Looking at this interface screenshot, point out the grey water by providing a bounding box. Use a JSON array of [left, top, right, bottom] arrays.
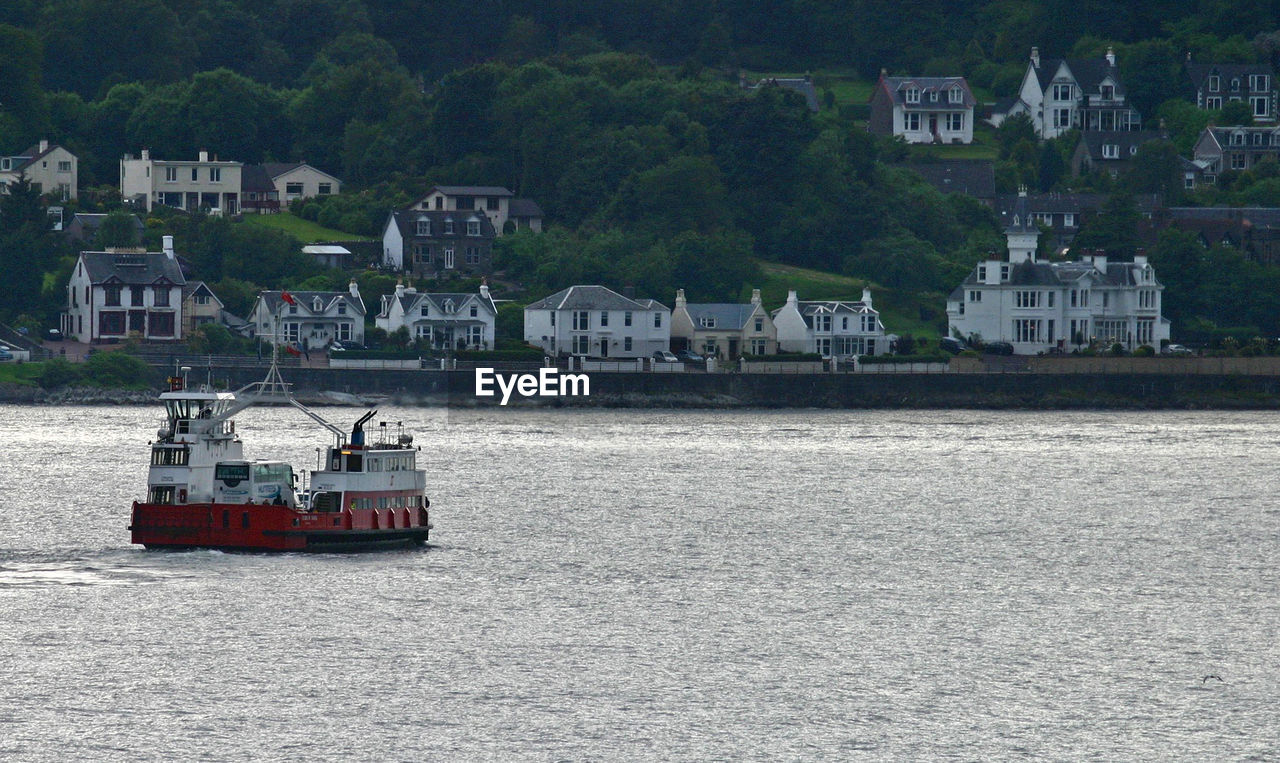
[[0, 404, 1277, 760]]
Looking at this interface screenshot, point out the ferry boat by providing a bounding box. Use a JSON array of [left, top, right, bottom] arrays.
[[129, 365, 431, 552]]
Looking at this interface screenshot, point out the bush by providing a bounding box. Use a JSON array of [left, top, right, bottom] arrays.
[[38, 357, 82, 389], [82, 351, 157, 388], [1133, 345, 1155, 357]]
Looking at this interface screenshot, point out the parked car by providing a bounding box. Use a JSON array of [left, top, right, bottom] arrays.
[[652, 350, 679, 363], [328, 340, 366, 353], [1164, 343, 1193, 356], [939, 337, 967, 354], [982, 342, 1015, 355], [0, 347, 14, 362], [677, 349, 705, 363], [44, 328, 63, 341]]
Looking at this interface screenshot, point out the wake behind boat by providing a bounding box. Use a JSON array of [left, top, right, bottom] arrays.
[[129, 361, 431, 552]]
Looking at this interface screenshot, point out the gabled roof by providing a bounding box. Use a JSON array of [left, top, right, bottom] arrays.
[[79, 250, 186, 286], [1187, 63, 1272, 91], [877, 75, 977, 110], [526, 285, 667, 312], [750, 77, 820, 112], [262, 162, 341, 183], [67, 213, 144, 233], [685, 303, 759, 331], [429, 185, 514, 197], [182, 280, 224, 306], [785, 299, 875, 317], [383, 289, 497, 319], [241, 164, 275, 193], [957, 257, 1156, 288], [1032, 55, 1126, 97]]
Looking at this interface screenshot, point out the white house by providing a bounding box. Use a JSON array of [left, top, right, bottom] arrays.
[[376, 282, 497, 350], [405, 185, 544, 235], [670, 288, 777, 359], [772, 289, 890, 357], [120, 149, 244, 214], [868, 73, 976, 144], [250, 281, 366, 349], [946, 192, 1170, 353], [990, 46, 1141, 138], [63, 236, 187, 343], [0, 140, 78, 200], [524, 285, 670, 358]]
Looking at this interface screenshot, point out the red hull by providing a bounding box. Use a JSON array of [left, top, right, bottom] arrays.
[[130, 502, 431, 552]]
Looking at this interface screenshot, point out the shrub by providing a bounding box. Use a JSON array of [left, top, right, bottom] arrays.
[[82, 351, 156, 388], [38, 357, 82, 389], [1133, 345, 1155, 357]]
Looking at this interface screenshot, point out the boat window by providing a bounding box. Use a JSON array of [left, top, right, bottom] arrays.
[[346, 454, 363, 472], [148, 486, 176, 504], [151, 446, 190, 466], [253, 463, 292, 484], [215, 463, 250, 485]]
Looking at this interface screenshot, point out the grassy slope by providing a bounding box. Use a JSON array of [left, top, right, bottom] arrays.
[[241, 214, 374, 243], [753, 261, 944, 339], [0, 362, 43, 386]]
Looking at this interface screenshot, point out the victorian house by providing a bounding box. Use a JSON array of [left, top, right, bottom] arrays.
[[991, 47, 1142, 138], [771, 289, 889, 358], [947, 192, 1170, 353], [380, 207, 498, 277], [670, 288, 777, 359], [249, 281, 366, 349], [868, 73, 977, 144], [524, 285, 670, 359], [1187, 61, 1276, 122], [375, 282, 497, 350], [63, 236, 186, 343]]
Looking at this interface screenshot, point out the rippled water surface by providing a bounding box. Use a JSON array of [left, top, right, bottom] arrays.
[[1, 404, 1277, 760]]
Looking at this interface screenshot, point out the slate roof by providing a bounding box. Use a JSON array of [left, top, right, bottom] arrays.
[[241, 164, 275, 193], [526, 285, 667, 312], [750, 77, 821, 112], [685, 303, 758, 331], [956, 257, 1154, 289], [793, 299, 874, 316], [79, 250, 186, 286], [908, 160, 995, 200], [381, 289, 497, 319], [995, 192, 1162, 221], [431, 185, 514, 197], [1004, 192, 1038, 234], [878, 76, 977, 110], [67, 213, 144, 234], [1033, 57, 1126, 97], [387, 208, 498, 240], [1079, 129, 1164, 160], [258, 290, 365, 316], [508, 198, 544, 217], [181, 280, 221, 303], [1187, 63, 1272, 91]]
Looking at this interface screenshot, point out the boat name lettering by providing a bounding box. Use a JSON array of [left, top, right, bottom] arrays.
[[474, 367, 590, 405]]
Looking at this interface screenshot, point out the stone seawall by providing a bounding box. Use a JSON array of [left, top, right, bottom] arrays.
[[166, 366, 1280, 409]]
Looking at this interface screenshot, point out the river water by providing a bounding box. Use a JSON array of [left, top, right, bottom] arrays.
[[0, 404, 1276, 760]]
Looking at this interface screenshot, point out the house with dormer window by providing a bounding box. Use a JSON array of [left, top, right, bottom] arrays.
[[1193, 126, 1280, 180], [524, 285, 670, 358], [869, 73, 976, 144], [990, 47, 1142, 138], [1071, 130, 1165, 176], [249, 281, 365, 349], [63, 235, 186, 343], [0, 140, 78, 200], [670, 288, 777, 359], [380, 207, 497, 277], [946, 191, 1169, 353], [375, 282, 497, 350], [1187, 62, 1276, 121], [771, 289, 889, 358]]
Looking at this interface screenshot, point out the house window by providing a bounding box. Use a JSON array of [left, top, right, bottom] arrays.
[[416, 220, 430, 236], [573, 311, 589, 330], [1054, 109, 1071, 128], [754, 318, 763, 332], [286, 183, 303, 196], [929, 90, 938, 103], [487, 197, 500, 210], [600, 311, 609, 327], [862, 315, 876, 332], [465, 247, 480, 264], [1231, 78, 1241, 92], [968, 290, 982, 302], [1250, 74, 1270, 92], [751, 339, 767, 355], [1137, 319, 1154, 345], [58, 160, 71, 172], [130, 287, 144, 307], [624, 337, 632, 352], [338, 323, 352, 341], [550, 312, 555, 327], [1207, 96, 1222, 110], [624, 311, 632, 327], [1052, 84, 1072, 101], [977, 265, 987, 280], [949, 87, 962, 104], [210, 167, 221, 182], [1013, 318, 1040, 343], [1000, 264, 1010, 281], [841, 316, 849, 330], [165, 167, 177, 182], [337, 302, 346, 315], [154, 287, 169, 307], [470, 304, 478, 317], [946, 113, 963, 131], [904, 113, 921, 131], [318, 183, 332, 195], [1101, 85, 1114, 100], [653, 312, 662, 328], [815, 314, 831, 332], [1208, 75, 1220, 92], [572, 334, 590, 354], [1064, 213, 1076, 227], [444, 248, 455, 268], [1102, 144, 1120, 159], [905, 88, 920, 104], [467, 220, 480, 236], [444, 219, 454, 235], [1253, 97, 1269, 117], [194, 294, 209, 305], [1015, 290, 1041, 308], [191, 167, 198, 181], [284, 322, 300, 341], [699, 316, 715, 328], [105, 285, 122, 306], [1232, 153, 1246, 170]]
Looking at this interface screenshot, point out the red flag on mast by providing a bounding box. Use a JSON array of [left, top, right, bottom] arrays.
[[281, 290, 296, 305]]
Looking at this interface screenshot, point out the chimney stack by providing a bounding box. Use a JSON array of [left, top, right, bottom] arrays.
[[480, 282, 491, 301], [199, 150, 209, 163], [162, 235, 175, 259], [750, 288, 761, 306], [1105, 47, 1116, 67], [141, 149, 150, 161], [39, 139, 48, 153], [349, 279, 360, 298], [862, 288, 873, 307], [395, 279, 405, 298], [1030, 47, 1040, 68]]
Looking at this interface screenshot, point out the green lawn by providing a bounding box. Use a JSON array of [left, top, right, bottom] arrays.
[[0, 361, 44, 386], [753, 261, 945, 340], [241, 214, 374, 243]]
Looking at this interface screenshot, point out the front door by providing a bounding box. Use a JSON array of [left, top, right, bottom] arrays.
[[728, 339, 739, 359], [128, 310, 146, 333], [599, 338, 608, 357]]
